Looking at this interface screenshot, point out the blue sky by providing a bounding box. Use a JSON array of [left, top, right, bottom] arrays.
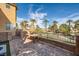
[[16, 3, 79, 28]]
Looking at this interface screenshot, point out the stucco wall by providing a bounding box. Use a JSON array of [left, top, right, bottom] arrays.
[[0, 3, 16, 27]]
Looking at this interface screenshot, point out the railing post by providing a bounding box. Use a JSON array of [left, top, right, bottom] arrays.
[[75, 36, 79, 55], [21, 30, 23, 40]]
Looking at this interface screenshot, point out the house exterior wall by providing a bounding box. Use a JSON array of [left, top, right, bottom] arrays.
[[0, 3, 16, 30], [0, 3, 16, 42]]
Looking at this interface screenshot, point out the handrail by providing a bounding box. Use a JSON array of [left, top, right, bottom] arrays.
[[37, 32, 76, 45]]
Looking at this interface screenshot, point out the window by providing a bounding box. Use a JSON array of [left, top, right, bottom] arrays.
[[5, 23, 15, 30], [6, 4, 10, 9], [5, 22, 11, 30]]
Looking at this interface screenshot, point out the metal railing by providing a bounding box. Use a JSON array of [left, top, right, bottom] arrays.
[[37, 32, 76, 45]]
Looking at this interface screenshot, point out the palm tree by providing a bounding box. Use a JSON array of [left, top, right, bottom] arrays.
[[30, 19, 36, 29], [67, 19, 73, 34], [35, 25, 41, 33], [30, 19, 36, 33], [74, 20, 79, 33], [51, 20, 58, 33], [20, 20, 28, 30], [43, 19, 49, 32], [53, 21, 58, 24], [48, 24, 52, 31], [59, 24, 70, 35]]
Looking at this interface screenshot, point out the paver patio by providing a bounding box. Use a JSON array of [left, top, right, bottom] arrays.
[[9, 36, 73, 56]]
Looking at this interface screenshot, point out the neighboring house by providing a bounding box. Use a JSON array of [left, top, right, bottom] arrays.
[[0, 3, 16, 31]]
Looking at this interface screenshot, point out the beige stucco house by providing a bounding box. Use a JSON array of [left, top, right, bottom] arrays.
[[0, 3, 16, 31], [0, 3, 17, 42]]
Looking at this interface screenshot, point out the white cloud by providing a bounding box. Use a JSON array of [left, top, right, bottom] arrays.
[[17, 17, 26, 23], [37, 19, 44, 28], [28, 4, 33, 15], [71, 16, 79, 20], [65, 13, 79, 22], [30, 13, 47, 19], [54, 13, 79, 25], [17, 5, 48, 28], [17, 17, 29, 23], [16, 17, 25, 29], [35, 7, 43, 13], [29, 7, 47, 28], [17, 17, 29, 29], [29, 12, 47, 28], [67, 13, 79, 18]]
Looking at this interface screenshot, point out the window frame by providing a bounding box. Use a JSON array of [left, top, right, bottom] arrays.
[[6, 4, 10, 9]]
